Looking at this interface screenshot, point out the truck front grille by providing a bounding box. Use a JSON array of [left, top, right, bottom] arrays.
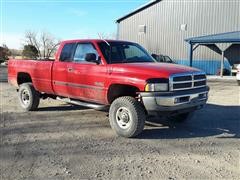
[[170, 72, 207, 91]]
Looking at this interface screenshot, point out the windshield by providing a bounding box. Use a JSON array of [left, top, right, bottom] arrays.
[[98, 42, 156, 64]]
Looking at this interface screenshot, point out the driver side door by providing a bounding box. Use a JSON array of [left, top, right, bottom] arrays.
[[68, 42, 107, 103]]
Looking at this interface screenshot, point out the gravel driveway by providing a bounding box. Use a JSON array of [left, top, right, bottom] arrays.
[[0, 66, 239, 179]]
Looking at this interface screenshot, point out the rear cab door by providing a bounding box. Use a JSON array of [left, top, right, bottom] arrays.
[[52, 42, 77, 97]]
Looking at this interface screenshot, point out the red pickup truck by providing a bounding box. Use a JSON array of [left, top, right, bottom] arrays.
[[8, 39, 209, 137]]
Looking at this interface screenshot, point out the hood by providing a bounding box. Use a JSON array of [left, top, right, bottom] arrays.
[[111, 62, 202, 79]]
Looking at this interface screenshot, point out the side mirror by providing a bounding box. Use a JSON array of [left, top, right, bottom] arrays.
[[85, 53, 99, 64]]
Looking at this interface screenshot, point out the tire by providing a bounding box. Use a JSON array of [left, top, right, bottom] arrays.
[[168, 112, 194, 123], [237, 80, 240, 86], [109, 96, 146, 138], [18, 83, 40, 111]]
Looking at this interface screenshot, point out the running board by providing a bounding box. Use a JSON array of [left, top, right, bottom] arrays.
[[56, 97, 107, 110]]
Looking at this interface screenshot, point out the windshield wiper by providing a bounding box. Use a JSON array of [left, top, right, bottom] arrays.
[[121, 59, 129, 63]]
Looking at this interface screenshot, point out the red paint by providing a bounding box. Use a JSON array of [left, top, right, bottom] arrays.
[[8, 39, 201, 105]]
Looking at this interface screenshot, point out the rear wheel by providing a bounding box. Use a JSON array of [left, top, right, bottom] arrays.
[[109, 96, 146, 138], [168, 112, 194, 123], [18, 83, 40, 111]]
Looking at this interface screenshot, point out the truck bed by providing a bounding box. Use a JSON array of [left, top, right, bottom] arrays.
[[8, 59, 54, 94]]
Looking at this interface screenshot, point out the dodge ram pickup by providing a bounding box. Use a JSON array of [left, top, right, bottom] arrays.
[[8, 39, 209, 137]]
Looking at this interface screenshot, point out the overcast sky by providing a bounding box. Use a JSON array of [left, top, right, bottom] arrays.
[[1, 0, 148, 49]]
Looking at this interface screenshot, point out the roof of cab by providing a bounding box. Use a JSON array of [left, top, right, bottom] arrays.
[[60, 39, 134, 44]]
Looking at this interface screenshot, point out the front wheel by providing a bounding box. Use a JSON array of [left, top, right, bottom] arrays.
[[18, 83, 40, 111], [109, 96, 146, 138]]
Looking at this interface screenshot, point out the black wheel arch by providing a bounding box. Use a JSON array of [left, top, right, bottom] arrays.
[[107, 84, 140, 104], [17, 72, 32, 85]]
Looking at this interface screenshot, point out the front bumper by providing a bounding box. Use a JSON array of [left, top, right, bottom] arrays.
[[140, 86, 209, 115]]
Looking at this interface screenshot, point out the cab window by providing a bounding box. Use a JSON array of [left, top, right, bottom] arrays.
[[73, 43, 98, 62], [59, 43, 75, 62]]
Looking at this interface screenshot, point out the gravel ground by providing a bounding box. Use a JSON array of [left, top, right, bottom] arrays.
[[0, 66, 240, 179]]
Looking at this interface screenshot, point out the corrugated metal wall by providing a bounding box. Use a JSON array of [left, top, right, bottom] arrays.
[[117, 0, 240, 74]]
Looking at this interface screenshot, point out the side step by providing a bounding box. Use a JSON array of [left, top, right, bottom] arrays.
[[56, 97, 108, 110]]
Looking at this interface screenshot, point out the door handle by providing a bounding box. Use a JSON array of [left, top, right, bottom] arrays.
[[68, 68, 74, 72]]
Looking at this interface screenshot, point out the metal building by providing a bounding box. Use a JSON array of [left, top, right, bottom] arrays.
[[116, 0, 240, 75]]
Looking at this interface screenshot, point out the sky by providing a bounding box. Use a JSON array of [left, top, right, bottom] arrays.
[[1, 0, 149, 49]]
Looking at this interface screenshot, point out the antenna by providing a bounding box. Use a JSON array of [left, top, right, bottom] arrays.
[[97, 33, 112, 64], [98, 33, 110, 46]]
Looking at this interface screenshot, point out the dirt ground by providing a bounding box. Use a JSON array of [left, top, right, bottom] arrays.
[[0, 66, 239, 180]]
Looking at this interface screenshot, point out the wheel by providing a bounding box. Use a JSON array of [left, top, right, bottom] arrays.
[[109, 96, 146, 138], [237, 80, 240, 86], [18, 83, 40, 111], [168, 112, 194, 123]]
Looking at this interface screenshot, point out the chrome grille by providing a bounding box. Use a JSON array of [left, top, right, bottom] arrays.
[[170, 72, 207, 91]]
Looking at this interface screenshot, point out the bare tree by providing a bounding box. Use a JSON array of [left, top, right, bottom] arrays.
[[10, 49, 22, 56], [24, 31, 60, 59], [25, 31, 41, 57]]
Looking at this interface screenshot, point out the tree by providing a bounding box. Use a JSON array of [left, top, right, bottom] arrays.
[[22, 45, 39, 59], [9, 49, 22, 57], [0, 44, 11, 63], [24, 31, 60, 59]]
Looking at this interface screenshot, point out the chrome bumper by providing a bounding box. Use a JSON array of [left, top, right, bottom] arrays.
[[140, 87, 209, 114]]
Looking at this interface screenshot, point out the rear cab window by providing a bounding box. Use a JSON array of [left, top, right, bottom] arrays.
[[59, 43, 76, 62]]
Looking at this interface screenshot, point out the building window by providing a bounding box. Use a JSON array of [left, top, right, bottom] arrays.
[[180, 24, 187, 31], [138, 25, 146, 34]]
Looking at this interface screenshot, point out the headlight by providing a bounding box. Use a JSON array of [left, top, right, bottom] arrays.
[[145, 83, 169, 92]]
